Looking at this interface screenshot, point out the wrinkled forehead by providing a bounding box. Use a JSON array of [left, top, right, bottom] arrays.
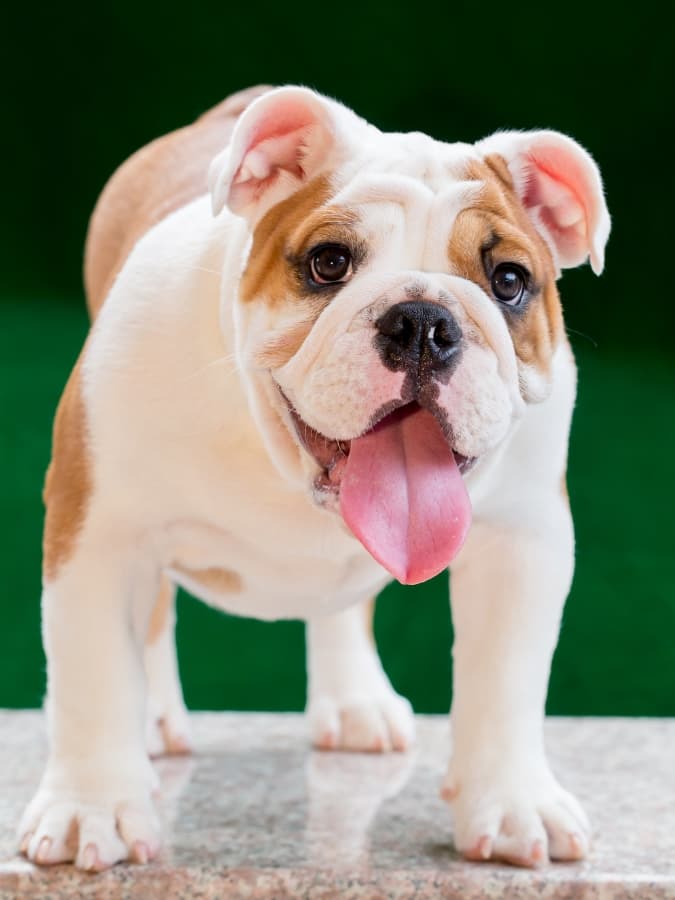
[[240, 130, 553, 314], [333, 131, 484, 214], [342, 130, 480, 183], [317, 133, 515, 275], [240, 134, 500, 306]]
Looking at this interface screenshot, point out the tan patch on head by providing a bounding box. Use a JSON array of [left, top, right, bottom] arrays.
[[449, 157, 563, 384], [483, 153, 515, 190], [240, 174, 332, 305], [240, 174, 360, 305], [43, 358, 91, 582], [240, 174, 361, 368], [173, 564, 243, 596]]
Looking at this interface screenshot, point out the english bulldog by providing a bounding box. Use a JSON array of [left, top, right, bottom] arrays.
[[19, 84, 610, 871]]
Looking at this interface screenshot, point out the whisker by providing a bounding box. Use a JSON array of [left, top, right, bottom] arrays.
[[174, 264, 222, 277], [177, 353, 240, 383], [565, 326, 598, 349]]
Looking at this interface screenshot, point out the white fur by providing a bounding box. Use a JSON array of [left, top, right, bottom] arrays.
[[306, 605, 415, 753], [21, 87, 609, 870]]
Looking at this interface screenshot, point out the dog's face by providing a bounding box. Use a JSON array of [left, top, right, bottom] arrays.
[[209, 88, 610, 584]]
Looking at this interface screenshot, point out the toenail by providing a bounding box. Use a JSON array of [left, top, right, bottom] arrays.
[[531, 839, 546, 863], [478, 835, 492, 860], [82, 843, 99, 871], [570, 832, 584, 857], [36, 836, 52, 863], [440, 782, 459, 802], [132, 841, 149, 864], [19, 832, 33, 855]]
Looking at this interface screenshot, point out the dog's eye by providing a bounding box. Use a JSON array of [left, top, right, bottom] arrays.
[[491, 263, 528, 306], [309, 245, 353, 285]]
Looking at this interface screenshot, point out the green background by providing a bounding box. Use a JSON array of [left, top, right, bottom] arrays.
[[2, 2, 674, 715]]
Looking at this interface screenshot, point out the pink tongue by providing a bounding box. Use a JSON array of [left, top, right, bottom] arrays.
[[340, 406, 472, 585]]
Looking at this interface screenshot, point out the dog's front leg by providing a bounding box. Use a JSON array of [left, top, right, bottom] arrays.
[[306, 602, 415, 752], [445, 495, 590, 866], [19, 534, 160, 871]]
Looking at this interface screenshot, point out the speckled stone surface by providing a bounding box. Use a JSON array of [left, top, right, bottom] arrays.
[[1, 712, 674, 898]]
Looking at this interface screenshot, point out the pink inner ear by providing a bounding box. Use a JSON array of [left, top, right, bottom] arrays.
[[234, 100, 319, 188], [524, 149, 587, 223], [247, 100, 316, 152], [210, 87, 346, 219], [216, 91, 333, 218], [521, 146, 597, 268]]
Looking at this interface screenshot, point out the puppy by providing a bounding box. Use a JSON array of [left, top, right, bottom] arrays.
[[19, 85, 609, 870]]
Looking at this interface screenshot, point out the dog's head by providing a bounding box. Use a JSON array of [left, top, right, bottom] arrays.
[[209, 87, 610, 585]]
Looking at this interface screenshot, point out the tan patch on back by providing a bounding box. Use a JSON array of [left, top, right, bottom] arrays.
[[449, 157, 563, 381], [84, 85, 272, 319], [43, 358, 91, 582], [173, 564, 243, 596]]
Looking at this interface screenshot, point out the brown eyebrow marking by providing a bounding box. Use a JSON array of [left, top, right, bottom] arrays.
[[240, 175, 334, 305], [450, 157, 563, 386], [240, 174, 363, 369], [287, 208, 360, 258], [240, 174, 363, 306]]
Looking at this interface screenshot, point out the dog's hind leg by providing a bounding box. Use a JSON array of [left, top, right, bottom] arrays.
[[144, 575, 192, 757], [306, 601, 415, 752], [20, 526, 161, 869]]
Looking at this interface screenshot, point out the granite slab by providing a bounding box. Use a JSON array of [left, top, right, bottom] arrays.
[[0, 712, 674, 898]]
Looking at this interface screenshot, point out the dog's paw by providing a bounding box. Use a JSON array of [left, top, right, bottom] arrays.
[[307, 691, 415, 752], [145, 700, 192, 758], [18, 768, 160, 870], [442, 760, 590, 867]]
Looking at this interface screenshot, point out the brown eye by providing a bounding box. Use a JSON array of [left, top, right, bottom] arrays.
[[309, 245, 353, 285], [491, 263, 527, 306]]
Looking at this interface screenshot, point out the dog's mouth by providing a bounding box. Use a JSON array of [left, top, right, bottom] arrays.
[[287, 401, 476, 489], [284, 397, 475, 585]]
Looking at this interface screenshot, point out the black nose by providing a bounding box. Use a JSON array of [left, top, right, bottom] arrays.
[[376, 301, 463, 373]]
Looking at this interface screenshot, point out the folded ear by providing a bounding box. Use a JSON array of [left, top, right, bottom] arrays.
[[209, 86, 358, 222], [476, 130, 610, 274]]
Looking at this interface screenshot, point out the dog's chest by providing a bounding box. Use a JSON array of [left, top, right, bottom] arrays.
[[162, 509, 389, 620]]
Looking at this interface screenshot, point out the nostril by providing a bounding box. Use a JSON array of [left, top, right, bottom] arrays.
[[385, 315, 405, 337], [433, 317, 462, 349], [378, 310, 415, 347]]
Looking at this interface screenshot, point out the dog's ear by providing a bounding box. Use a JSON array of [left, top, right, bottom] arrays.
[[476, 130, 610, 274], [209, 86, 359, 222]]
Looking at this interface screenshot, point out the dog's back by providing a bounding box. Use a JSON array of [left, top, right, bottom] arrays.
[[83, 85, 270, 319]]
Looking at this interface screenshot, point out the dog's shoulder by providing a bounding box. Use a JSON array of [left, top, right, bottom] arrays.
[[83, 85, 271, 319]]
